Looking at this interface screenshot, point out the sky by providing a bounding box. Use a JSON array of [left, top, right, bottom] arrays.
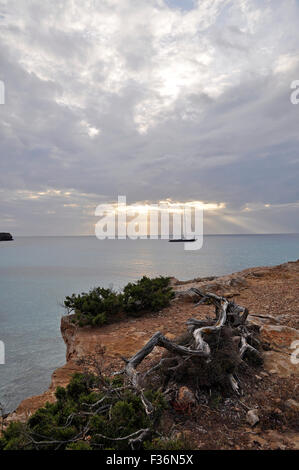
[[0, 0, 299, 235]]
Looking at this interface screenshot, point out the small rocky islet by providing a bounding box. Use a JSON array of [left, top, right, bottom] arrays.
[[0, 233, 13, 241]]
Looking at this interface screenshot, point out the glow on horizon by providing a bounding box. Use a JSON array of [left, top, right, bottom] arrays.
[[113, 200, 226, 214]]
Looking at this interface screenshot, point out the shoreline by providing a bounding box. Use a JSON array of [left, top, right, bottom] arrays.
[[3, 260, 299, 448]]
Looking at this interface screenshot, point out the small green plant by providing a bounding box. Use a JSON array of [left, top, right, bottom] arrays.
[[123, 276, 175, 315], [66, 441, 92, 450], [64, 287, 123, 326], [64, 276, 174, 327], [0, 373, 167, 451]]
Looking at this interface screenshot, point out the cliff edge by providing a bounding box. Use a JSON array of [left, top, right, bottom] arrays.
[[5, 260, 299, 449]]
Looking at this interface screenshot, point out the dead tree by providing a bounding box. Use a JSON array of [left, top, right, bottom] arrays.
[[121, 288, 262, 398]]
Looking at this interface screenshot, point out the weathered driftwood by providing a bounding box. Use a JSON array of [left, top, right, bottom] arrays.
[[122, 288, 261, 396]]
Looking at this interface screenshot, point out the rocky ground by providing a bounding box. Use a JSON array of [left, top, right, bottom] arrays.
[[3, 260, 299, 449]]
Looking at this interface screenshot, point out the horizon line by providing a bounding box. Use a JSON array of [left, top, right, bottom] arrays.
[[9, 232, 299, 237]]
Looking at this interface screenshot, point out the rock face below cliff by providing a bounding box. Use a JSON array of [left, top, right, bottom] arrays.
[[5, 259, 299, 449], [0, 232, 13, 241]]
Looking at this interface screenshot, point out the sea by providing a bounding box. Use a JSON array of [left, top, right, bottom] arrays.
[[0, 234, 298, 412]]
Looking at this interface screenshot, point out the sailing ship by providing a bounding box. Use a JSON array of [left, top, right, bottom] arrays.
[[169, 238, 196, 242], [169, 208, 197, 243]]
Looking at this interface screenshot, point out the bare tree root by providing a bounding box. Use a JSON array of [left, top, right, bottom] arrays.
[[121, 289, 262, 399]]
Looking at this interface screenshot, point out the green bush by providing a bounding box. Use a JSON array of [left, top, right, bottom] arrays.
[[66, 441, 92, 450], [0, 373, 167, 451], [0, 422, 28, 450], [123, 276, 175, 315], [64, 287, 122, 327], [64, 276, 174, 326]]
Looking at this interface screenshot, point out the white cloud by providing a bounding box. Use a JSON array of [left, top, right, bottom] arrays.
[[80, 120, 100, 138], [0, 0, 299, 234], [274, 54, 299, 75]]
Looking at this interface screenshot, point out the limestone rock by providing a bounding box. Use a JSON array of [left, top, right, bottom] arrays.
[[174, 290, 199, 303], [260, 324, 299, 350], [246, 409, 259, 427], [260, 324, 299, 378]]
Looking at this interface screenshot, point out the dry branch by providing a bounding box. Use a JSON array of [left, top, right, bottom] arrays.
[[122, 289, 262, 397]]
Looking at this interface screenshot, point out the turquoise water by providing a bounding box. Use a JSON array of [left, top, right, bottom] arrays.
[[0, 234, 298, 411]]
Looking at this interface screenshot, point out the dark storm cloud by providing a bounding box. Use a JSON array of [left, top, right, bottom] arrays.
[[0, 0, 298, 234]]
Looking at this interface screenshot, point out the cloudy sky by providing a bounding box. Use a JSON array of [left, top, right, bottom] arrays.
[[0, 0, 299, 235]]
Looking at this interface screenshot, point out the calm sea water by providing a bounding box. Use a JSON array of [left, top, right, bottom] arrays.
[[0, 234, 298, 412]]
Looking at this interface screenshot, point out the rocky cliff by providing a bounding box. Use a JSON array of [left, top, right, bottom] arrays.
[[0, 232, 13, 241], [5, 260, 299, 449]]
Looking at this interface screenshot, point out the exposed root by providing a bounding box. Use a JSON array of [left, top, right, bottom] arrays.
[[121, 289, 262, 401]]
